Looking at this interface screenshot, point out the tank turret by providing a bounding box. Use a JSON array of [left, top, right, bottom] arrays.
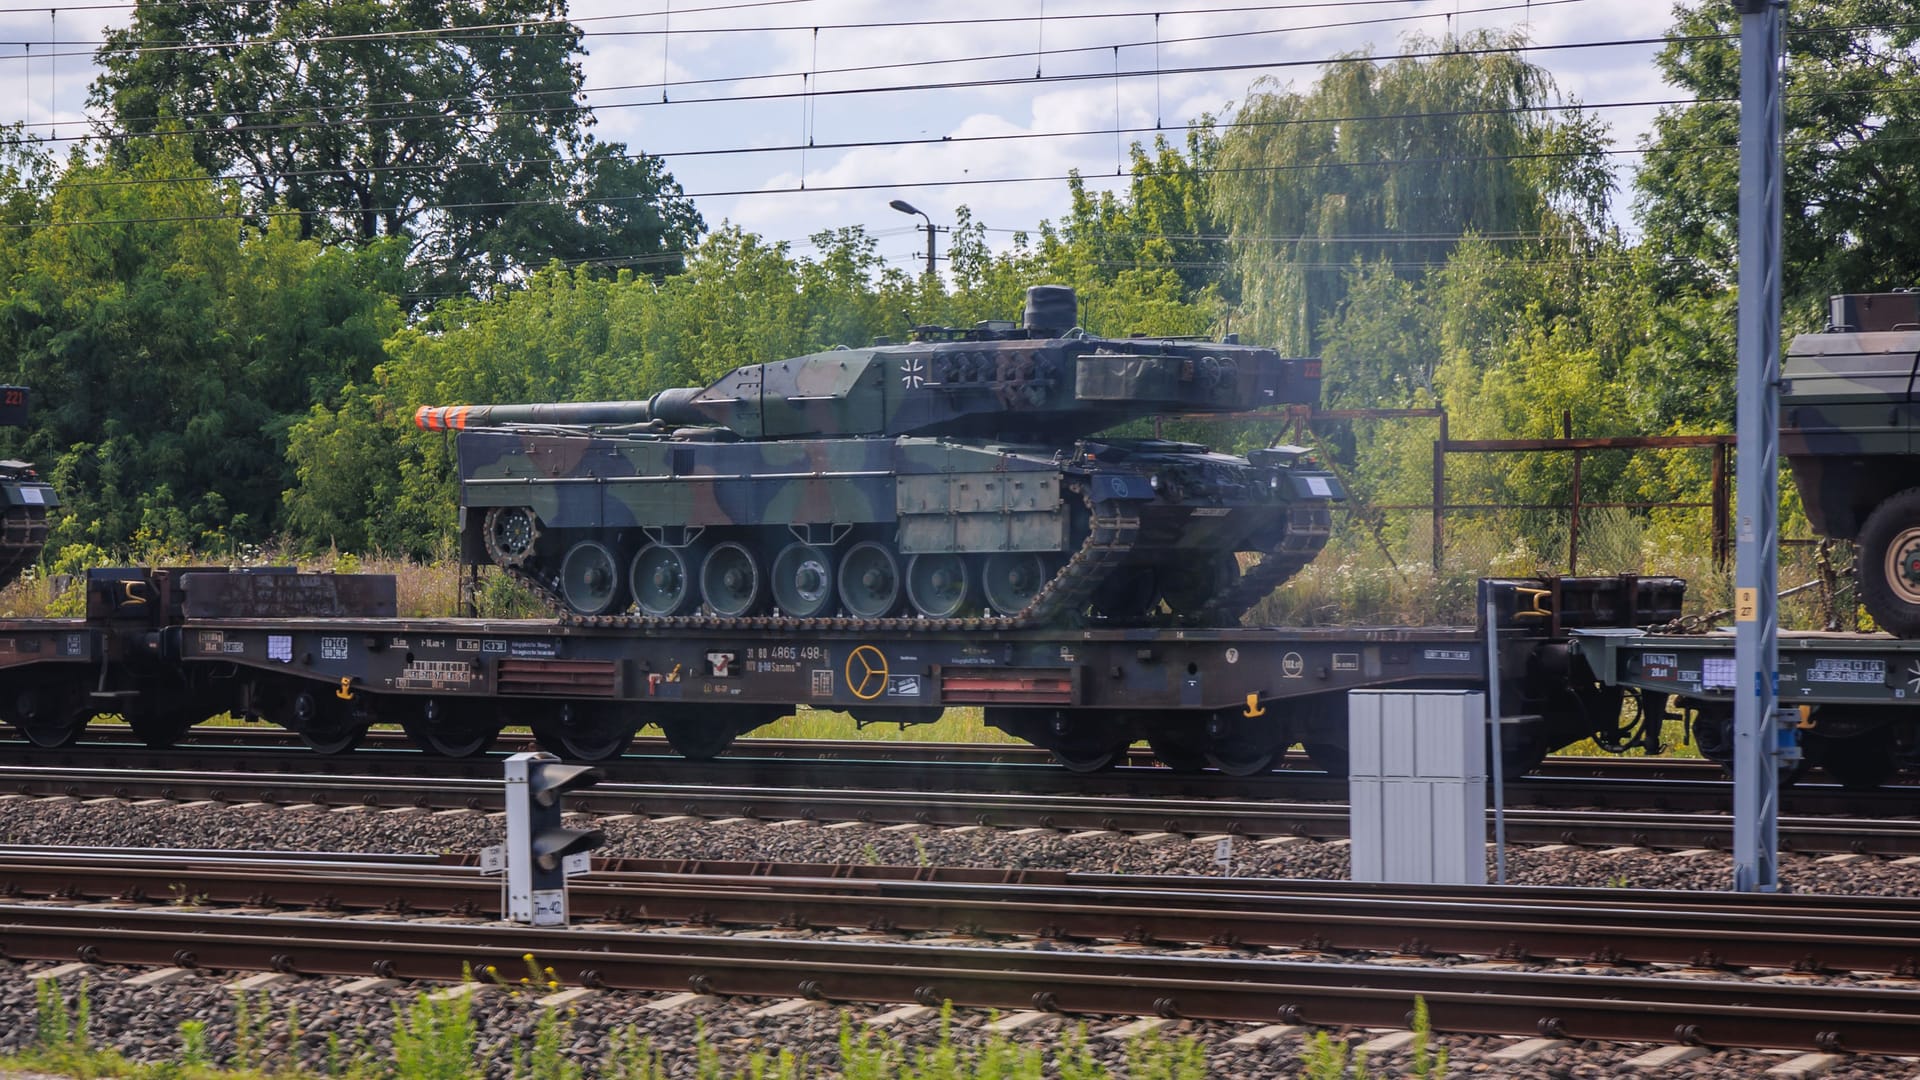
[[423, 286, 1342, 627], [418, 286, 1316, 442]]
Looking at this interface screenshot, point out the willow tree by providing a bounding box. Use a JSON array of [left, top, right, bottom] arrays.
[[1211, 30, 1611, 361]]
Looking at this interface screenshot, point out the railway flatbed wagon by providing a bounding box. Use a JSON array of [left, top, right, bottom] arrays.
[[1571, 629, 1920, 789], [0, 567, 1680, 776]]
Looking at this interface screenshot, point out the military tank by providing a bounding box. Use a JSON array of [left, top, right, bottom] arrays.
[[417, 285, 1342, 627], [0, 386, 53, 590], [1783, 291, 1920, 635]]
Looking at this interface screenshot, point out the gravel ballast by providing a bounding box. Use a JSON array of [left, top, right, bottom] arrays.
[[0, 795, 1917, 1077]]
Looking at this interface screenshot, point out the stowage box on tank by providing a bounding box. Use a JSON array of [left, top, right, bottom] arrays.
[[1782, 292, 1920, 635], [417, 285, 1343, 626]]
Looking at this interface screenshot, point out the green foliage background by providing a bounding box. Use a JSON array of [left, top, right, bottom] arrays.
[[0, 2, 1893, 584]]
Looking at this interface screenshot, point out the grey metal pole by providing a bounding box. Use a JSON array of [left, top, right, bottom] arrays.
[[1485, 596, 1506, 885], [1732, 0, 1787, 893]]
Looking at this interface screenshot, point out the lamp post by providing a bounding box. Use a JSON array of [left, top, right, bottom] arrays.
[[889, 199, 946, 280]]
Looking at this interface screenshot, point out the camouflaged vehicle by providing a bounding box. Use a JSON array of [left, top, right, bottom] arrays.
[[1783, 291, 1920, 635], [416, 285, 1342, 627], [0, 386, 54, 590]]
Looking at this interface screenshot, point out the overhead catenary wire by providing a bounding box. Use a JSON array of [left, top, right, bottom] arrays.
[[0, 0, 1587, 138], [0, 137, 1752, 233], [0, 8, 1904, 248]]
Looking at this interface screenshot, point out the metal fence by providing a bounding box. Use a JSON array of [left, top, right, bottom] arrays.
[[1172, 406, 1856, 629]]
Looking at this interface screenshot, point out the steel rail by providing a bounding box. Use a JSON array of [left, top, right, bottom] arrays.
[[5, 735, 1905, 818], [0, 904, 1913, 1053], [1, 765, 1917, 854], [4, 850, 1920, 977]]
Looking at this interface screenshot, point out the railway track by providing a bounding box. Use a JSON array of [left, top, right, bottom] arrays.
[[6, 846, 1920, 976], [2, 765, 1918, 855], [0, 847, 1914, 1053], [6, 727, 1911, 817]]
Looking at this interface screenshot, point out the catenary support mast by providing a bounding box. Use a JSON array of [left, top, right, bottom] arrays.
[[1732, 0, 1788, 893]]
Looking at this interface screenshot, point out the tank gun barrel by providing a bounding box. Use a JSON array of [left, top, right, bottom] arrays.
[[415, 389, 706, 431]]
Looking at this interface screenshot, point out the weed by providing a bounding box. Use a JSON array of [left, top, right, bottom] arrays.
[[390, 989, 480, 1080]]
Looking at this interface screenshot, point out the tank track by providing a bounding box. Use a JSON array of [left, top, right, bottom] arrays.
[[0, 504, 47, 591], [1195, 503, 1334, 625], [500, 490, 1335, 632]]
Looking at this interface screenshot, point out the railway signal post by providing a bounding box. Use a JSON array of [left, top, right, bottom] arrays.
[[502, 752, 606, 925]]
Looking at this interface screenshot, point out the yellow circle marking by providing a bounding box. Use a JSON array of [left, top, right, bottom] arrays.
[[845, 644, 891, 701]]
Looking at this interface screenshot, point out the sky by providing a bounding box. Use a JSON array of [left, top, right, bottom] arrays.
[[0, 0, 1684, 274]]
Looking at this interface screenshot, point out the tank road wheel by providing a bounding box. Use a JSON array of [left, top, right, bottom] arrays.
[[401, 698, 498, 758], [631, 544, 697, 617], [531, 704, 635, 762], [1161, 554, 1237, 619], [701, 542, 765, 617], [559, 540, 623, 616], [981, 552, 1048, 616], [838, 541, 902, 619], [771, 543, 835, 618], [906, 553, 972, 618], [484, 506, 541, 568], [1858, 488, 1920, 636]]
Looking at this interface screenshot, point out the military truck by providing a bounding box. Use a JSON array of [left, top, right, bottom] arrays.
[[418, 285, 1342, 627], [1782, 291, 1920, 635], [0, 386, 54, 590]]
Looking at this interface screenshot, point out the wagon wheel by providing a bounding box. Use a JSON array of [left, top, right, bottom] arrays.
[[282, 688, 366, 756], [531, 704, 636, 762], [126, 706, 200, 750], [3, 682, 87, 748], [401, 698, 498, 758], [1050, 739, 1126, 773], [659, 718, 735, 761]]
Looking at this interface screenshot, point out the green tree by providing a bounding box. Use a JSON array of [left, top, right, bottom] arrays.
[[1635, 0, 1920, 311], [1212, 29, 1612, 354], [0, 137, 401, 553], [1038, 126, 1228, 303], [89, 0, 703, 296]]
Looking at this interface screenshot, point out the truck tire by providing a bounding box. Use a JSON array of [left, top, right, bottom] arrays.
[[1857, 488, 1920, 637]]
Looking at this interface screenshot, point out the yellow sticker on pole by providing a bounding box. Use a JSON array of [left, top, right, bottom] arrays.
[[1735, 587, 1758, 622]]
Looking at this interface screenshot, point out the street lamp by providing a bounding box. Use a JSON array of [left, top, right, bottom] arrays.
[[889, 199, 946, 280]]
